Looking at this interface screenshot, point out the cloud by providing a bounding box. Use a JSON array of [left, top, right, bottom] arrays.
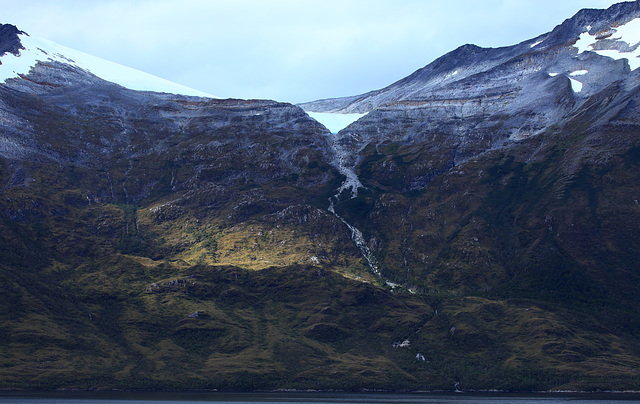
[[0, 0, 623, 103]]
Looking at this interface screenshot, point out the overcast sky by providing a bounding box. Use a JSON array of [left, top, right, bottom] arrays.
[[1, 0, 624, 103]]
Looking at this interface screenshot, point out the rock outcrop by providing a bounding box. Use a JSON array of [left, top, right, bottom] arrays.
[[0, 24, 24, 58]]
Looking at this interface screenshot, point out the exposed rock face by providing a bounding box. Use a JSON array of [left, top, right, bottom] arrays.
[[0, 24, 24, 58], [301, 2, 640, 115]]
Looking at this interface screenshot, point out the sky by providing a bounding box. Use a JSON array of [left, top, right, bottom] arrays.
[[0, 0, 625, 104]]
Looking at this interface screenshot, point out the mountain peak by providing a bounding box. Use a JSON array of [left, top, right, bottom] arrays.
[[0, 23, 25, 58], [545, 0, 640, 45], [0, 24, 215, 98], [300, 1, 640, 124]]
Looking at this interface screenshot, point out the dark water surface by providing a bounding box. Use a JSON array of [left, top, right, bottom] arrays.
[[1, 391, 640, 403]]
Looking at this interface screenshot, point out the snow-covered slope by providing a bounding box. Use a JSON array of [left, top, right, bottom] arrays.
[[0, 31, 215, 98], [574, 17, 640, 70]]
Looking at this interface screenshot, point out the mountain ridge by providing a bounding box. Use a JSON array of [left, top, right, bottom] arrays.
[[0, 27, 214, 97], [299, 1, 640, 119]]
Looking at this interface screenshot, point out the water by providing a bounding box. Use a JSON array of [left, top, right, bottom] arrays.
[[326, 131, 383, 280], [1, 392, 640, 404]]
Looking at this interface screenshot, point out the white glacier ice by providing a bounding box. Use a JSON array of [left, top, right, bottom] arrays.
[[306, 111, 367, 133]]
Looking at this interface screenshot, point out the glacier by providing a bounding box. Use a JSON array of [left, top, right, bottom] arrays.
[[305, 111, 367, 134]]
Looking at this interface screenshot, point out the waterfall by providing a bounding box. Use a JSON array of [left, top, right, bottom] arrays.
[[326, 132, 393, 284]]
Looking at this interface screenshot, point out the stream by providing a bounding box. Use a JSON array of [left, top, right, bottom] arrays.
[[326, 133, 396, 286]]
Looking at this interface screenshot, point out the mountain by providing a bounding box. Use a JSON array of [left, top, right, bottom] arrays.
[[2, 1, 640, 392], [0, 25, 213, 97], [300, 1, 640, 139]]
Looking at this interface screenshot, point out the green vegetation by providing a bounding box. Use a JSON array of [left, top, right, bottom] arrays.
[[1, 85, 640, 391]]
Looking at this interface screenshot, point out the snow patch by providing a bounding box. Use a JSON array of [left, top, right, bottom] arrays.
[[570, 70, 588, 76], [593, 48, 640, 70], [575, 31, 597, 54], [569, 77, 583, 92], [306, 111, 367, 133], [530, 39, 543, 48], [614, 17, 640, 45], [548, 72, 559, 77], [0, 34, 215, 97], [574, 18, 640, 70]]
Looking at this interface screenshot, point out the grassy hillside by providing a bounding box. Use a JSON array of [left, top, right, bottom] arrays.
[[1, 78, 640, 391]]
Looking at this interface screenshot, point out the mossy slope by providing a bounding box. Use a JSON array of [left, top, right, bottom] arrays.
[[1, 67, 640, 391]]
